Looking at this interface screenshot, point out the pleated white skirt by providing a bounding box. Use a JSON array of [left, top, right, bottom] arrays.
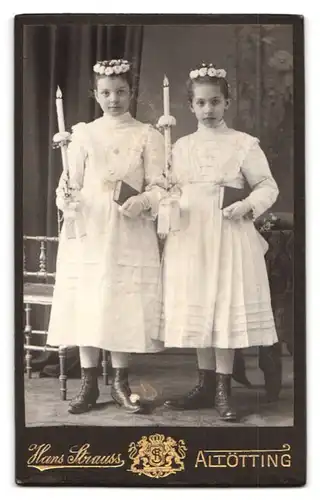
[[157, 184, 278, 349]]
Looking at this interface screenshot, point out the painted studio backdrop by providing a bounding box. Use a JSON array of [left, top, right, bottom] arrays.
[[137, 24, 293, 213]]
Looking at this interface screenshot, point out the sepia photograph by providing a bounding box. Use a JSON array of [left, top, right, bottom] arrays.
[[21, 20, 295, 429]]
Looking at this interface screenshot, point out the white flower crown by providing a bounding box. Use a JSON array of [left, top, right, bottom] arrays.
[[189, 64, 227, 80], [93, 59, 131, 76]]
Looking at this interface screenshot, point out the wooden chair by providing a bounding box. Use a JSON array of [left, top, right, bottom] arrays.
[[23, 235, 68, 400], [23, 234, 111, 400]]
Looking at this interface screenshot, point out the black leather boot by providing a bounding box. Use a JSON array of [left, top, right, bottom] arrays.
[[259, 343, 282, 402], [215, 373, 238, 421], [232, 350, 252, 388], [68, 367, 99, 414], [164, 369, 216, 410], [111, 368, 143, 414]]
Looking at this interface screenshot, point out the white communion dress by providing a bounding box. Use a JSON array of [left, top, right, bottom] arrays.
[[47, 112, 165, 353], [158, 121, 279, 349]]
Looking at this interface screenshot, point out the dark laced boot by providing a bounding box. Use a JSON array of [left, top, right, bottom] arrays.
[[68, 367, 99, 414], [111, 368, 143, 414], [215, 373, 238, 421], [164, 369, 216, 410], [232, 350, 252, 388], [259, 343, 282, 402]]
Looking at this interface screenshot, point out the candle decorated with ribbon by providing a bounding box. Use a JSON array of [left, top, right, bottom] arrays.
[[55, 86, 70, 180], [163, 75, 171, 186], [157, 75, 180, 237], [55, 87, 86, 239]]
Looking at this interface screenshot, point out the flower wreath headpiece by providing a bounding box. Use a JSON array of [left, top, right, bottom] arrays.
[[189, 63, 227, 80], [93, 59, 131, 76]]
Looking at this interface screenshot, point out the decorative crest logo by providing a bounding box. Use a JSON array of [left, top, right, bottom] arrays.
[[128, 433, 187, 479]]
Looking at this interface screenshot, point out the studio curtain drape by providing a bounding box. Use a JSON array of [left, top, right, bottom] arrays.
[[23, 24, 144, 238]]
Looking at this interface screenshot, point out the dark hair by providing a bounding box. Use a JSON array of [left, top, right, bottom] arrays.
[[186, 64, 230, 103]]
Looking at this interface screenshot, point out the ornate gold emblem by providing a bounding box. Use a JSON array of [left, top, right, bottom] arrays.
[[128, 433, 187, 479]]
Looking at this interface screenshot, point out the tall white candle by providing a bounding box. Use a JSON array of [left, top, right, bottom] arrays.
[[55, 86, 80, 238], [157, 75, 175, 237], [55, 86, 69, 174], [56, 86, 66, 133], [163, 76, 171, 181], [163, 75, 170, 116]]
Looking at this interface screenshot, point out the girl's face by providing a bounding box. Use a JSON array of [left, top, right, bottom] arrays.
[[94, 76, 131, 117], [190, 82, 229, 128]]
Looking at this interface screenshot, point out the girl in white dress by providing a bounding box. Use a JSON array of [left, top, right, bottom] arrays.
[[158, 63, 279, 421], [47, 59, 165, 415]]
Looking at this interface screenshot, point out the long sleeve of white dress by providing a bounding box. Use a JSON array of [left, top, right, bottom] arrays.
[[241, 141, 279, 219]]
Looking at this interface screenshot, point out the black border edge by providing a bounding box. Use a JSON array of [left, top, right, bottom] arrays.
[[292, 14, 306, 486], [15, 14, 27, 485], [13, 13, 304, 26], [14, 13, 306, 487]]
